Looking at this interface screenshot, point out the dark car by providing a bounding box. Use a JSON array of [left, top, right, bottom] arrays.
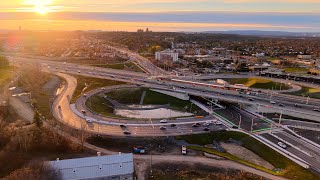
[[123, 130, 131, 135], [120, 124, 127, 128], [192, 124, 200, 128], [203, 127, 210, 131], [171, 124, 177, 127]]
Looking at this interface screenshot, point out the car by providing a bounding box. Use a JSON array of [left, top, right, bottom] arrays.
[[277, 142, 287, 149], [314, 109, 320, 112], [123, 130, 131, 135], [294, 104, 302, 108], [202, 89, 206, 92], [160, 126, 167, 130], [248, 98, 254, 101], [220, 93, 225, 95], [160, 119, 168, 123], [203, 123, 211, 126], [83, 94, 87, 97], [203, 127, 210, 131], [170, 124, 177, 127], [101, 87, 105, 90], [181, 145, 187, 155], [279, 104, 285, 107], [81, 110, 86, 114], [195, 123, 201, 126], [215, 121, 223, 125], [270, 101, 276, 104], [120, 124, 127, 128], [85, 118, 93, 123], [192, 124, 200, 127], [78, 70, 81, 73]]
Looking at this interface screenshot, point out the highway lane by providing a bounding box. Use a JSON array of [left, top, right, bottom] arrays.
[[214, 103, 271, 131], [262, 133, 320, 173]]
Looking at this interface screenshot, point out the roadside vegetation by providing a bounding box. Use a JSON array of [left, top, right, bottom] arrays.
[[176, 131, 318, 179], [0, 56, 13, 88], [224, 78, 291, 90], [92, 62, 144, 72], [71, 75, 126, 103], [285, 86, 320, 99], [284, 67, 309, 74]]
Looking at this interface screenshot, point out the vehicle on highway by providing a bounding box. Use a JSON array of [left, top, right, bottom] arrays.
[[215, 121, 223, 125], [78, 70, 81, 73], [248, 98, 254, 101], [160, 119, 168, 123], [85, 118, 93, 123], [101, 87, 105, 90], [160, 126, 167, 130], [295, 104, 302, 108], [81, 110, 86, 114], [192, 124, 200, 127], [133, 146, 146, 154], [195, 123, 201, 126], [120, 124, 127, 128], [270, 101, 276, 104], [314, 109, 320, 112], [181, 145, 187, 155], [277, 142, 287, 149], [279, 103, 285, 107], [203, 127, 210, 131], [83, 94, 87, 97], [203, 122, 211, 126], [123, 130, 131, 135], [170, 124, 177, 127]]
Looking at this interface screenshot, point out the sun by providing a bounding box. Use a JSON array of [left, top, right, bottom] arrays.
[[23, 0, 53, 15]]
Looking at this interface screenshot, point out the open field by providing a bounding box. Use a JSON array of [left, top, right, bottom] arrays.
[[71, 75, 126, 103], [224, 78, 291, 90], [284, 86, 320, 99], [176, 131, 318, 179]]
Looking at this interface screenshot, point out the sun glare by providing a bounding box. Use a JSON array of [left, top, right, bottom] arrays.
[[23, 0, 53, 15]]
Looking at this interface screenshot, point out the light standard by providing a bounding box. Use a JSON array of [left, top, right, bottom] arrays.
[[238, 113, 242, 129], [278, 110, 283, 125]]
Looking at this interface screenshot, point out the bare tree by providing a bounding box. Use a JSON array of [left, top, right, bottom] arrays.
[[78, 120, 89, 151]]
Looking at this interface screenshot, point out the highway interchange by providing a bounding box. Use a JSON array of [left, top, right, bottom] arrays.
[[7, 55, 320, 175]]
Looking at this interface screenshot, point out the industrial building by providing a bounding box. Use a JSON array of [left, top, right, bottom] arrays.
[[48, 153, 134, 180]]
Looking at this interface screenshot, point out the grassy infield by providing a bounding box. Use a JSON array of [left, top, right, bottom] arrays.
[[85, 87, 204, 118]]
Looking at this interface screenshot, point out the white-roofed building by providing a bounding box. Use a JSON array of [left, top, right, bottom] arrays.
[[48, 153, 134, 180], [155, 50, 179, 62]]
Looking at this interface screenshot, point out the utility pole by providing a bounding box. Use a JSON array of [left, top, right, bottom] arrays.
[[306, 96, 310, 105], [251, 118, 254, 132]]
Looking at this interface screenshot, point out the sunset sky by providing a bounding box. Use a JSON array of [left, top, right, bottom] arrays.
[[0, 0, 319, 32]]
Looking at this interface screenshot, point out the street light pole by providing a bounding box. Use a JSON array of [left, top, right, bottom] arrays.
[[238, 113, 242, 129], [279, 111, 283, 125]]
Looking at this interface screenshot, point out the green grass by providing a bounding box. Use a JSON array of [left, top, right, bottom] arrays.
[[285, 86, 320, 99], [71, 75, 126, 103], [91, 62, 144, 72], [176, 131, 318, 179], [105, 87, 203, 113], [224, 78, 291, 90], [85, 95, 114, 116], [0, 67, 13, 87], [188, 146, 277, 175], [284, 67, 309, 74]]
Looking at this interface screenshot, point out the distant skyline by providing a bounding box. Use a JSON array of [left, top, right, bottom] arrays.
[[0, 0, 319, 32]]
